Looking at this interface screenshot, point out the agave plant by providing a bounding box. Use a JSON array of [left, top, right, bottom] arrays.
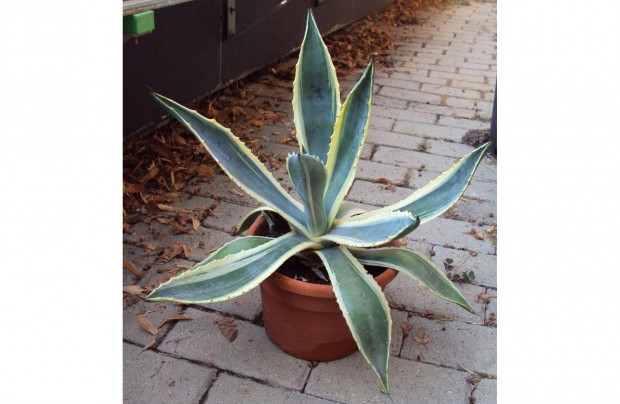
[[147, 10, 489, 393]]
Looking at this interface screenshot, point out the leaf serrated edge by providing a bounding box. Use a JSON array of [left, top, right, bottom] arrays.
[[315, 246, 391, 393], [324, 61, 375, 222], [146, 233, 319, 304], [151, 92, 311, 238]]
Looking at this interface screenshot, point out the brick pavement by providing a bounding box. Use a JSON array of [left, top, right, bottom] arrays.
[[123, 1, 497, 402]]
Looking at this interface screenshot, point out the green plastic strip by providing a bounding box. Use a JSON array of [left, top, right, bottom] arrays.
[[123, 11, 155, 35]]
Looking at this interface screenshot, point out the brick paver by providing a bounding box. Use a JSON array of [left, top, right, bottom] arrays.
[[158, 308, 311, 390], [305, 353, 470, 403], [400, 316, 497, 375], [205, 373, 331, 403], [123, 343, 217, 403], [473, 378, 498, 404], [123, 1, 497, 402]]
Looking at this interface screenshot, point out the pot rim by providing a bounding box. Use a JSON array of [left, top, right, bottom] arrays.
[[248, 215, 400, 299], [264, 267, 398, 299]]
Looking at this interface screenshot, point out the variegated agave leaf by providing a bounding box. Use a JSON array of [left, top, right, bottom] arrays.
[[150, 92, 311, 238], [315, 246, 391, 393], [287, 153, 328, 236], [318, 211, 418, 247], [350, 246, 473, 312], [356, 143, 490, 224], [233, 206, 282, 236], [335, 202, 367, 219], [293, 10, 341, 162], [147, 232, 319, 304], [324, 61, 375, 224]]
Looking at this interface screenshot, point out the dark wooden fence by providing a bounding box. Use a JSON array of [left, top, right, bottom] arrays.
[[123, 0, 393, 138]]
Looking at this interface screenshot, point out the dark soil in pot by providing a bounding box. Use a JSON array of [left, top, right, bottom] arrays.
[[277, 256, 388, 285]]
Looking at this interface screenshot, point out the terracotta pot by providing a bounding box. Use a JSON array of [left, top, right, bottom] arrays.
[[247, 216, 399, 361]]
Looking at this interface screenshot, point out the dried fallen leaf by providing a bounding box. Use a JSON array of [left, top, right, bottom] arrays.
[[401, 321, 412, 336], [171, 222, 192, 235], [469, 251, 478, 257], [140, 335, 157, 353], [139, 192, 150, 205], [371, 177, 396, 191], [123, 260, 142, 277], [124, 182, 144, 194], [279, 134, 295, 144], [483, 312, 497, 327], [158, 313, 193, 328], [412, 330, 430, 344], [372, 177, 391, 184], [157, 204, 193, 214], [229, 189, 245, 197], [176, 215, 190, 225], [172, 131, 189, 146], [156, 216, 176, 224], [486, 225, 497, 234], [123, 285, 145, 297], [144, 243, 157, 253], [161, 243, 184, 262], [140, 166, 160, 184], [123, 222, 133, 233], [182, 244, 190, 258], [164, 266, 183, 277], [149, 192, 183, 203], [214, 317, 238, 342], [474, 293, 497, 303], [424, 310, 453, 321], [136, 315, 159, 336], [469, 229, 485, 240], [192, 218, 200, 231]]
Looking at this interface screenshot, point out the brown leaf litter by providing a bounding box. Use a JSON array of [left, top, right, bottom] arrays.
[[158, 313, 193, 328], [214, 316, 238, 342], [136, 315, 159, 336], [161, 243, 190, 262], [424, 310, 453, 321], [474, 293, 496, 304], [157, 204, 193, 214], [401, 321, 412, 336], [468, 229, 486, 240], [372, 177, 397, 192], [412, 329, 430, 344], [135, 312, 194, 352], [483, 312, 497, 328], [123, 260, 141, 277], [123, 285, 146, 298]]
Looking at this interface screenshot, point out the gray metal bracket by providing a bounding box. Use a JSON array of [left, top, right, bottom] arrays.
[[227, 0, 236, 38]]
